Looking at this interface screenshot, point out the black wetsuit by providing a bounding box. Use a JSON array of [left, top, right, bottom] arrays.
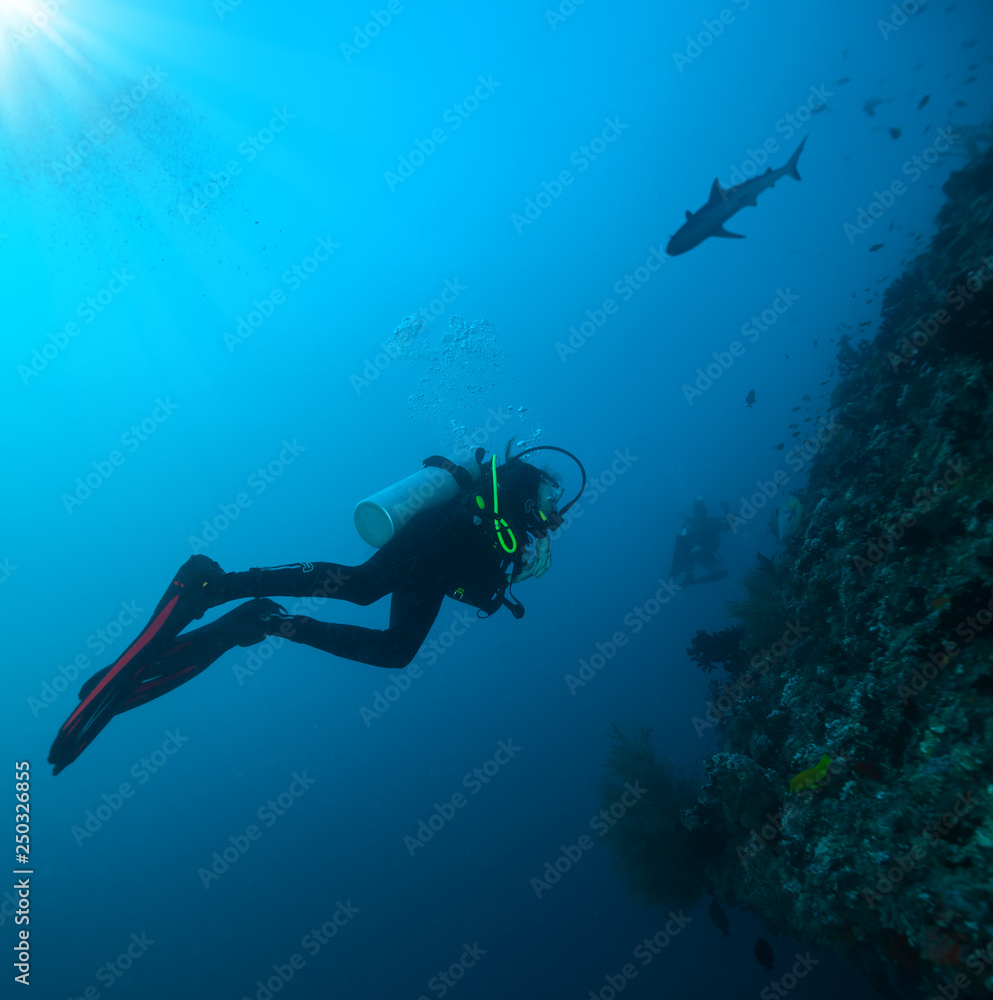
[[74, 499, 517, 716], [208, 498, 514, 669]]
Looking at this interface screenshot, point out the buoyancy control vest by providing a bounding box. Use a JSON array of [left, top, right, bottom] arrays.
[[445, 453, 545, 619], [355, 445, 587, 619]]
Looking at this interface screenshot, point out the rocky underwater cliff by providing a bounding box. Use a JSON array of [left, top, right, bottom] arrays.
[[601, 142, 993, 998]]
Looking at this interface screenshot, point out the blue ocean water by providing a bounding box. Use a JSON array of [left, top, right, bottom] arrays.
[[3, 0, 990, 997]]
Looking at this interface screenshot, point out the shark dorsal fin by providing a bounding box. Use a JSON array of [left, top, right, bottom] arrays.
[[685, 210, 693, 220], [707, 178, 725, 205]]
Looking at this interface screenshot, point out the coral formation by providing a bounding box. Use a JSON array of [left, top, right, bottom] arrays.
[[598, 725, 703, 911], [686, 625, 747, 675]]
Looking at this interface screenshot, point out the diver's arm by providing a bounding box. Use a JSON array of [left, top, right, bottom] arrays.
[[511, 535, 551, 583]]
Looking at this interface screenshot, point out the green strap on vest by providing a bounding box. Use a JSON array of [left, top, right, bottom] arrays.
[[489, 455, 517, 555]]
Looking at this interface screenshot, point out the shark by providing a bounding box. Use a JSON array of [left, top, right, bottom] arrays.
[[666, 136, 807, 256]]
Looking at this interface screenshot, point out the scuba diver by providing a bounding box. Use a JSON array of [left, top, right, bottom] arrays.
[[669, 497, 730, 586], [48, 443, 585, 776]]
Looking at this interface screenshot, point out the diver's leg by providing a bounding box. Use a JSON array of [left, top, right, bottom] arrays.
[[200, 513, 434, 611], [205, 562, 370, 605], [201, 548, 419, 611], [693, 551, 727, 584], [261, 580, 445, 669], [78, 599, 286, 713]]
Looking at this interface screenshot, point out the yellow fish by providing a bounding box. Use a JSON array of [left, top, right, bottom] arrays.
[[789, 754, 831, 793]]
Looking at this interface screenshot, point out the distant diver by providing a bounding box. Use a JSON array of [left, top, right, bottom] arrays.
[[666, 136, 807, 256], [49, 443, 586, 775], [670, 498, 730, 586]]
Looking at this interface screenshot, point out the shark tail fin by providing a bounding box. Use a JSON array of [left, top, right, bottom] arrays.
[[786, 135, 808, 181]]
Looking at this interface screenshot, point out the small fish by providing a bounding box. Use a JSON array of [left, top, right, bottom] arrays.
[[956, 100, 966, 108], [790, 754, 832, 793], [746, 389, 756, 408], [918, 94, 930, 110], [864, 98, 887, 117], [853, 761, 882, 780], [802, 394, 810, 401], [912, 63, 924, 71], [708, 899, 731, 937], [772, 442, 785, 450], [889, 127, 902, 139], [870, 243, 884, 251], [755, 939, 774, 971], [811, 103, 829, 115], [836, 76, 851, 85], [771, 496, 803, 540], [812, 340, 817, 347], [964, 76, 976, 85]]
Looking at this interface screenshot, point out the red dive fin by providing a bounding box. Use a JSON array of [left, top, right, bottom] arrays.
[[48, 556, 221, 775], [48, 594, 182, 774]]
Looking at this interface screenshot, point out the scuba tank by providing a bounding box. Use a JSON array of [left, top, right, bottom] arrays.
[[354, 454, 483, 548]]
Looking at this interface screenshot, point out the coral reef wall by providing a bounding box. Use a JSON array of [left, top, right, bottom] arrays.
[[691, 143, 993, 998], [604, 146, 993, 998]]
